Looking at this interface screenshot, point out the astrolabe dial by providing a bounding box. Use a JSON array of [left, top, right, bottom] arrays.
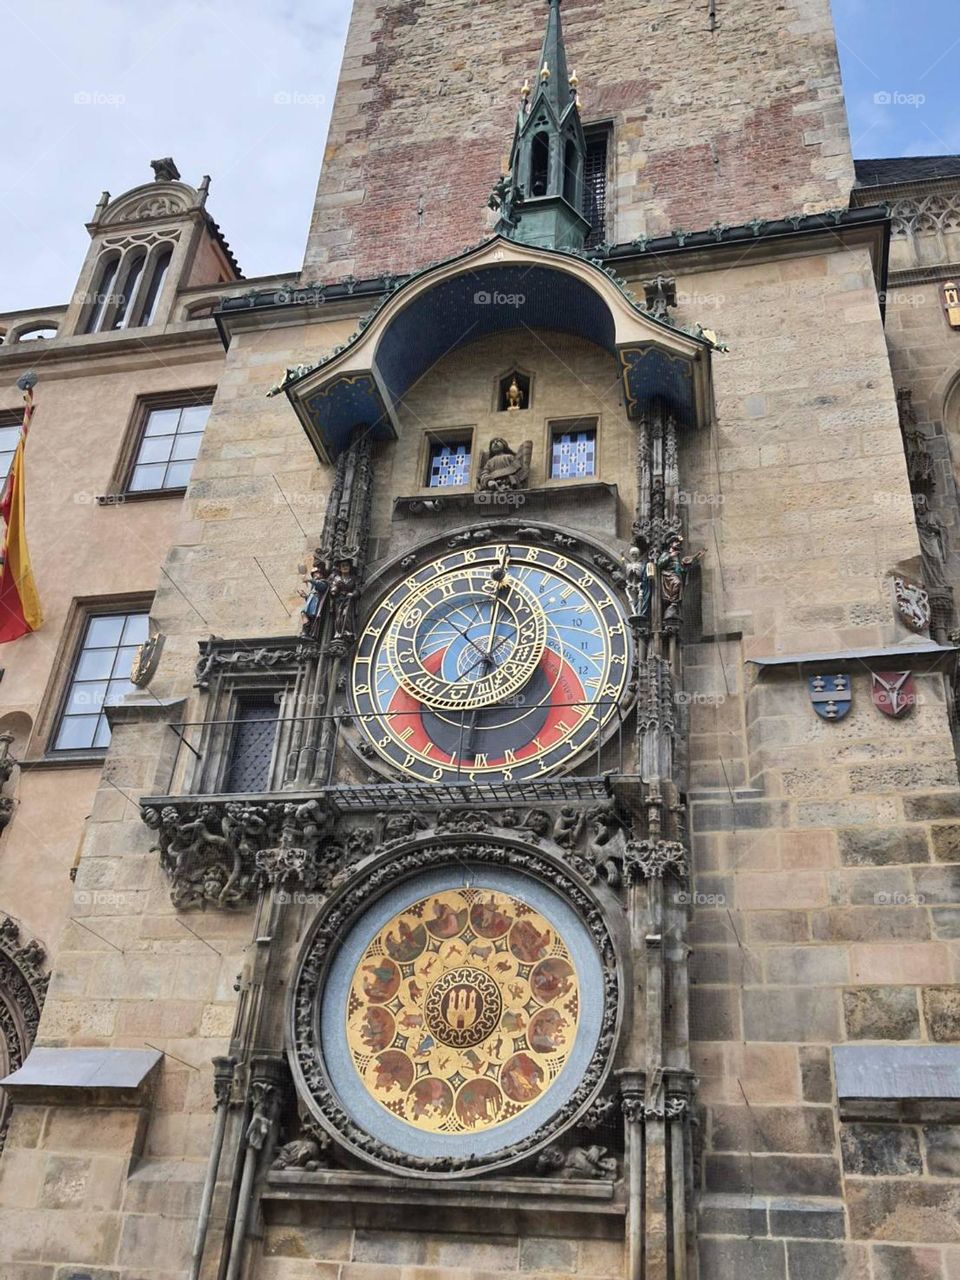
[[351, 542, 631, 783], [388, 546, 547, 712], [345, 888, 580, 1135]]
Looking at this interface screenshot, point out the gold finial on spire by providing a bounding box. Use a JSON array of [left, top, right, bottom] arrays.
[[569, 68, 579, 89], [540, 60, 551, 82], [520, 77, 531, 102], [575, 92, 583, 113]]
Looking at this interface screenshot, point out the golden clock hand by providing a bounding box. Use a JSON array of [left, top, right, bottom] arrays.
[[482, 546, 512, 661]]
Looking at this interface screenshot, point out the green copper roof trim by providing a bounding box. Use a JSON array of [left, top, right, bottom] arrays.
[[267, 235, 717, 399]]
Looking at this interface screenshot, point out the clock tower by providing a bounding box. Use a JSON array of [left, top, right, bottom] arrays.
[[2, 4, 956, 1280]]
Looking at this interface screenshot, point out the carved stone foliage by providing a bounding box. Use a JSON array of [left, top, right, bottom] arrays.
[[140, 798, 347, 911], [101, 185, 192, 225], [194, 639, 301, 690], [0, 917, 48, 1151], [0, 732, 16, 833], [289, 837, 621, 1178], [572, 816, 688, 890]]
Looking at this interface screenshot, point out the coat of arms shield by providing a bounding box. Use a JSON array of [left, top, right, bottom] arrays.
[[893, 575, 931, 634], [871, 670, 915, 719], [808, 673, 852, 721]]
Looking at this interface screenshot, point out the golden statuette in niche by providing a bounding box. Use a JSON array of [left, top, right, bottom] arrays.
[[346, 888, 580, 1134]]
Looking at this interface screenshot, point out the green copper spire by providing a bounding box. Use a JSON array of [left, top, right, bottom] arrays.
[[535, 0, 572, 119], [489, 0, 591, 251]]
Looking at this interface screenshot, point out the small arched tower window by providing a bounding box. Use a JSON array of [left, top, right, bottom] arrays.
[[137, 246, 173, 327], [111, 250, 147, 330], [85, 253, 121, 333], [498, 370, 531, 412], [563, 136, 580, 206], [530, 132, 550, 197]]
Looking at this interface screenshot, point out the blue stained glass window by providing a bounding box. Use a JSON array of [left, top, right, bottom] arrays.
[[551, 425, 597, 479], [427, 440, 471, 488]]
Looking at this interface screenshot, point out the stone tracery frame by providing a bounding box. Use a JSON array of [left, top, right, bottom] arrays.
[[287, 833, 627, 1179]]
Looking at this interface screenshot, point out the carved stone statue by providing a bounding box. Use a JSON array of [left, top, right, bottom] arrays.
[[552, 806, 584, 849], [657, 535, 705, 625], [536, 1144, 618, 1179], [329, 558, 360, 642], [914, 493, 949, 590], [272, 1123, 331, 1170], [477, 438, 532, 491]]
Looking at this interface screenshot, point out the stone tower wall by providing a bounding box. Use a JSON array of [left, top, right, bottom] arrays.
[[303, 0, 855, 281]]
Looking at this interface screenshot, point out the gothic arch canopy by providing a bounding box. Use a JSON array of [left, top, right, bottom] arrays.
[[281, 237, 715, 464]]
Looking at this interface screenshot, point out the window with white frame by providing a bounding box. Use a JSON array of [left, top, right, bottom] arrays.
[[53, 610, 150, 751], [0, 420, 20, 485], [127, 401, 211, 493]]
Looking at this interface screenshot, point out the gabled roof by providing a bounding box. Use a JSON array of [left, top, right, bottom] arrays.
[[855, 156, 960, 187]]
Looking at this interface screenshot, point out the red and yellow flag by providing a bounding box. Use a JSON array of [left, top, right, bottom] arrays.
[[0, 376, 43, 642]]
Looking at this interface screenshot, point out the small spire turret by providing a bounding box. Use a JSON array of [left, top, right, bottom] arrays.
[[489, 0, 591, 251]]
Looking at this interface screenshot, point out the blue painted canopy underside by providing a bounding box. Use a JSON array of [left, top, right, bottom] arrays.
[[298, 263, 699, 461]]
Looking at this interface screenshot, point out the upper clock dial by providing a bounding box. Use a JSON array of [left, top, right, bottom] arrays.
[[351, 542, 631, 784]]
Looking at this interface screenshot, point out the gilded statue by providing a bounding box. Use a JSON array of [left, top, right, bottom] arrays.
[[505, 376, 524, 411]]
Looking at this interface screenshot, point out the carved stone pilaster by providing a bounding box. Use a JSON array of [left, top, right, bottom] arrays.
[[0, 916, 48, 1151], [212, 1055, 238, 1109], [0, 734, 17, 833]]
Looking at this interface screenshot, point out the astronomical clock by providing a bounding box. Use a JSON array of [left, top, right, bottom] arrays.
[[289, 528, 630, 1178], [349, 540, 631, 783]]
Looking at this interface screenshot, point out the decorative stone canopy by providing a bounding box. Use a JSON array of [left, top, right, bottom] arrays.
[[280, 237, 714, 464]]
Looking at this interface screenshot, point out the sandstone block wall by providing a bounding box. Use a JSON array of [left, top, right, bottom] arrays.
[[304, 0, 855, 282]]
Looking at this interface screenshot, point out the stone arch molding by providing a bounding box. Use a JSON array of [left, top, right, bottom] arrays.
[[99, 181, 197, 226], [287, 832, 625, 1179], [0, 916, 48, 1150], [278, 235, 715, 464]]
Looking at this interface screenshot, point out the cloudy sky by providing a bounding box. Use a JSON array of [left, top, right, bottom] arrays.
[[0, 0, 955, 314]]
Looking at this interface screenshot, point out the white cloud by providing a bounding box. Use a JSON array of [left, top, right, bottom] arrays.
[[0, 0, 352, 311]]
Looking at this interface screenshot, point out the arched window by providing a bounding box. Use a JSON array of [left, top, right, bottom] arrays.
[[563, 137, 580, 206], [84, 253, 120, 333], [137, 246, 173, 327], [12, 325, 57, 342], [111, 250, 147, 329], [530, 132, 550, 197]]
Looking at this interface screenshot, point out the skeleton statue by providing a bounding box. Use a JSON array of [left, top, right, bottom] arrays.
[[623, 545, 653, 625]]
